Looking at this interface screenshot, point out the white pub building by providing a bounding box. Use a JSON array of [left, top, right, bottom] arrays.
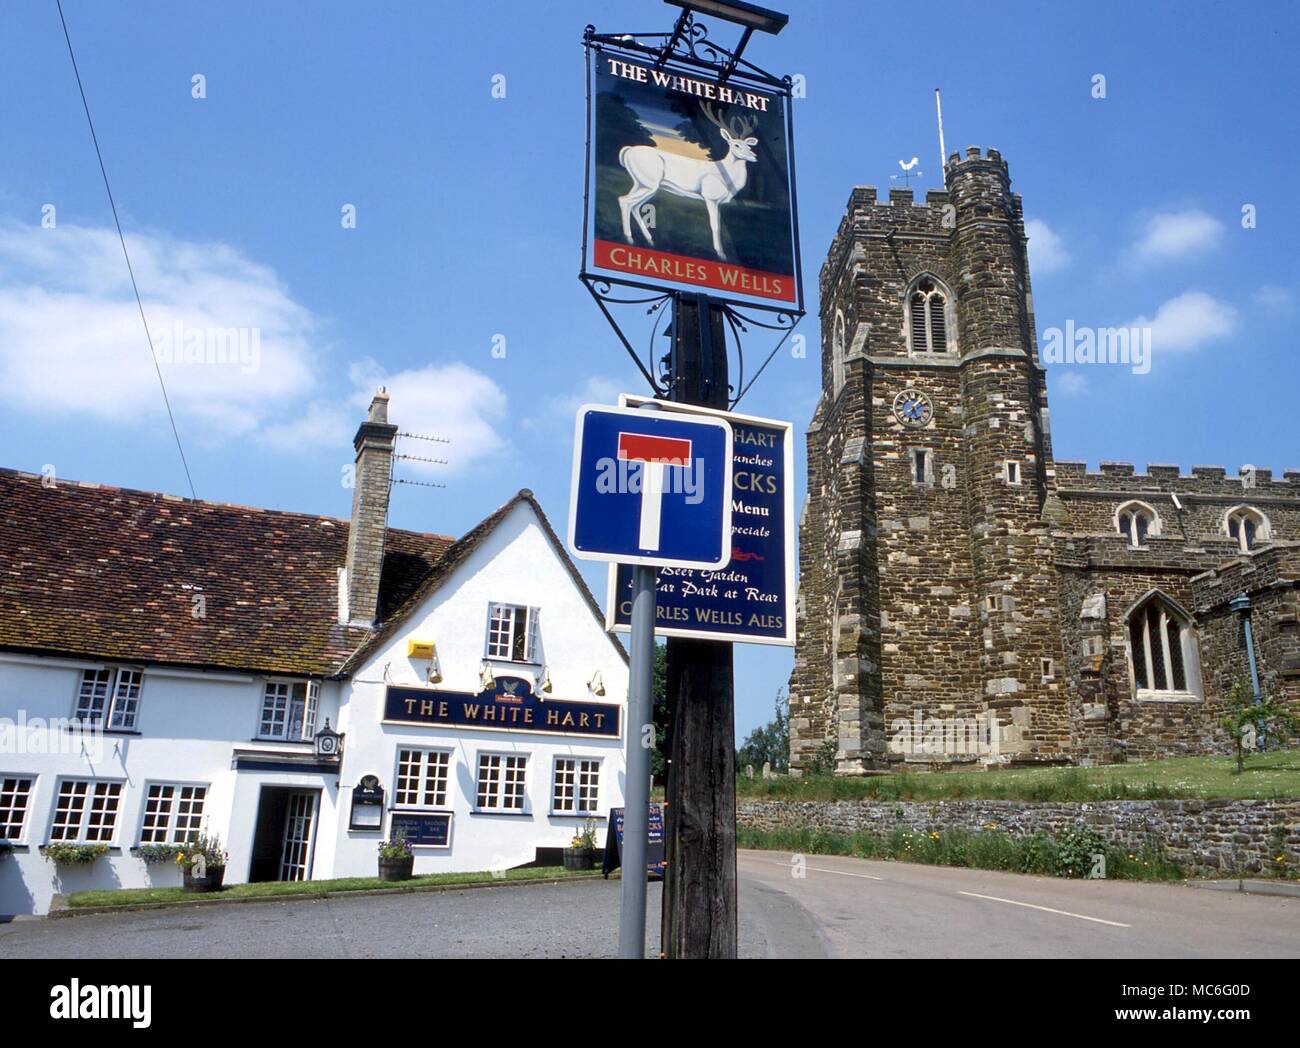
[[0, 392, 629, 916]]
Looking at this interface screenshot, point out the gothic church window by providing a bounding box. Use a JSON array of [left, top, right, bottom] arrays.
[[906, 276, 953, 354], [831, 309, 847, 397], [1225, 506, 1269, 552], [1116, 501, 1160, 548], [1126, 593, 1199, 698]]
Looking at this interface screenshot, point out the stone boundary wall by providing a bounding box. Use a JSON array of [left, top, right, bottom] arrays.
[[738, 798, 1300, 878]]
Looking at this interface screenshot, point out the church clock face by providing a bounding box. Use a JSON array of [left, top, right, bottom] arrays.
[[892, 388, 934, 427]]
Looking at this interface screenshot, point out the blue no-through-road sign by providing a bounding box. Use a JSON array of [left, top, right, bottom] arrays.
[[567, 403, 732, 570]]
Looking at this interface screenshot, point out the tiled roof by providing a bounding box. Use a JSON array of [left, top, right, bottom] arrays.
[[337, 489, 626, 675], [0, 469, 453, 677]]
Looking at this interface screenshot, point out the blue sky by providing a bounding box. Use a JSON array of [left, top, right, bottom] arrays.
[[3, 0, 1297, 742]]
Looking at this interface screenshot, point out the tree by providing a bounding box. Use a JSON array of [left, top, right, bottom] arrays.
[[1220, 679, 1299, 774], [595, 91, 655, 167], [736, 688, 790, 775]]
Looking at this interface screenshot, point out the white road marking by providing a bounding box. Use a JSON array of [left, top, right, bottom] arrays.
[[748, 856, 884, 881], [957, 890, 1132, 928]]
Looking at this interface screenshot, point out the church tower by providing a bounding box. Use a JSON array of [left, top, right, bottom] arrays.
[[788, 147, 1070, 773]]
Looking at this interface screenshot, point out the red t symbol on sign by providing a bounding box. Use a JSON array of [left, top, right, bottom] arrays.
[[617, 432, 692, 551]]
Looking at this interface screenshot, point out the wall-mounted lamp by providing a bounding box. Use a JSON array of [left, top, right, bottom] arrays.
[[538, 665, 553, 694], [314, 719, 344, 762], [407, 639, 442, 683], [480, 662, 497, 691], [588, 670, 605, 696]]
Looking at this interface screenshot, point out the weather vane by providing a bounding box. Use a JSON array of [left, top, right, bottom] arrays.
[[891, 156, 922, 188]]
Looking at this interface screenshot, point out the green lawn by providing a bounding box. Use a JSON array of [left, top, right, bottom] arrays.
[[737, 750, 1300, 803], [66, 865, 601, 910]]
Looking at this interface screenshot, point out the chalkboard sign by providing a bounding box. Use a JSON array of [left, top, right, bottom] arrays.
[[602, 805, 665, 881], [389, 811, 452, 848]]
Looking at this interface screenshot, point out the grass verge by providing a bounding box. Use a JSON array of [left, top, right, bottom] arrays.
[[738, 750, 1300, 803], [66, 865, 600, 909], [738, 825, 1185, 882]]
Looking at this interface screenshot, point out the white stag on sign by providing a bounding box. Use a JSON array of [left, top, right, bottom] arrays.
[[617, 102, 759, 262]]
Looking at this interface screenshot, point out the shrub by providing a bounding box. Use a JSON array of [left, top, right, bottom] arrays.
[[137, 844, 180, 864], [378, 836, 413, 861], [1053, 824, 1106, 878], [43, 842, 109, 865], [173, 832, 227, 870]]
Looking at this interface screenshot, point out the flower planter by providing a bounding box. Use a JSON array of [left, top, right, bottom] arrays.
[[182, 865, 226, 893], [378, 856, 415, 882], [563, 847, 596, 872]]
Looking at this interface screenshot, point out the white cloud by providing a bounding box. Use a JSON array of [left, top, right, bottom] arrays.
[[1129, 209, 1224, 264], [532, 375, 630, 428], [0, 222, 511, 473], [348, 359, 509, 475], [0, 222, 317, 436], [1053, 371, 1090, 396], [1024, 219, 1070, 275], [1254, 284, 1294, 314], [1128, 290, 1237, 354]]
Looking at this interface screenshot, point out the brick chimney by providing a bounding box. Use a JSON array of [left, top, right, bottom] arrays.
[[343, 389, 397, 628]]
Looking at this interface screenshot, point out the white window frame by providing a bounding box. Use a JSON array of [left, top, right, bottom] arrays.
[[73, 667, 145, 730], [48, 778, 124, 844], [1115, 500, 1162, 548], [484, 603, 540, 663], [0, 774, 35, 843], [474, 752, 529, 812], [1224, 505, 1270, 552], [1125, 592, 1201, 701], [1003, 460, 1022, 486], [257, 680, 320, 742], [552, 756, 601, 816], [394, 748, 453, 810], [138, 782, 208, 845]]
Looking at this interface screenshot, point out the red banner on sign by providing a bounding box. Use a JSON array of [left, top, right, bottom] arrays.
[[593, 240, 795, 303]]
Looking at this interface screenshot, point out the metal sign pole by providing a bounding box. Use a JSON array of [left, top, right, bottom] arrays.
[[618, 562, 656, 959]]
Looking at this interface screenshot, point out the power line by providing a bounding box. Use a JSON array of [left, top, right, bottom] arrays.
[[55, 0, 198, 500]]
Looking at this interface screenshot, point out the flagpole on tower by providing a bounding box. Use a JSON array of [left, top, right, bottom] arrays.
[[935, 87, 947, 174]]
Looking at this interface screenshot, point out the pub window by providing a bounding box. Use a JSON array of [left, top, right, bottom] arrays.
[[1116, 501, 1160, 548], [552, 757, 601, 815], [139, 783, 208, 844], [485, 603, 539, 663], [258, 680, 319, 741], [395, 748, 451, 809], [1225, 506, 1269, 552], [0, 775, 35, 841], [476, 753, 528, 811], [1127, 593, 1199, 697], [906, 276, 954, 354], [49, 779, 124, 843], [73, 667, 144, 730]]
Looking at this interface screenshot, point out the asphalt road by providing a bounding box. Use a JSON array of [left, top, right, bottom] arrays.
[[1, 852, 1296, 958], [737, 850, 1300, 958]]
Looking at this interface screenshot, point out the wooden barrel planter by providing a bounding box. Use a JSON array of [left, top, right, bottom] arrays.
[[182, 865, 226, 894], [563, 847, 595, 872], [378, 856, 415, 882]]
